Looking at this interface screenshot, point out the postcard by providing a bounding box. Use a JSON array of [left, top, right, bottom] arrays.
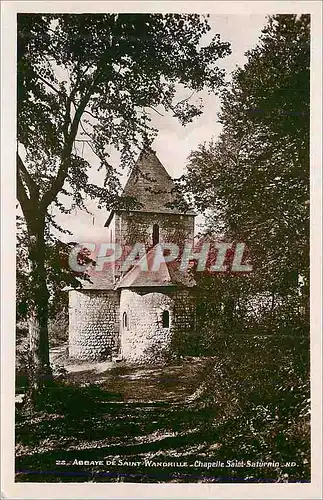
[[1, 1, 322, 498]]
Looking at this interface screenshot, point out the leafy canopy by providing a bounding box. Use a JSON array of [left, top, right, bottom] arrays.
[[184, 14, 309, 297], [17, 14, 231, 218], [181, 15, 310, 338]]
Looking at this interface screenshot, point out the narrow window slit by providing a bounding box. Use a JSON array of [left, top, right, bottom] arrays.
[[153, 224, 159, 245], [162, 310, 169, 328]]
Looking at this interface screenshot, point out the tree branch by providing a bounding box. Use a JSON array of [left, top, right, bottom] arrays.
[[86, 139, 101, 160], [79, 120, 94, 140], [148, 106, 164, 117], [36, 73, 62, 96], [62, 95, 72, 142], [78, 122, 101, 160], [16, 156, 31, 217], [17, 153, 39, 200], [40, 66, 105, 209], [82, 109, 99, 120], [173, 90, 197, 109]]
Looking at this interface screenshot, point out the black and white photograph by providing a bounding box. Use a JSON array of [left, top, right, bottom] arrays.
[[1, 1, 322, 498]]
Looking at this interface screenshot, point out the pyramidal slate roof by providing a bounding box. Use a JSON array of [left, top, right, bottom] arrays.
[[116, 244, 195, 289], [80, 266, 115, 290], [105, 148, 195, 227]]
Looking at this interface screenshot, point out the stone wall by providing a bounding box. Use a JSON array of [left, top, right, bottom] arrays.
[[69, 290, 120, 361], [116, 211, 194, 248], [119, 287, 195, 363], [114, 211, 194, 277]]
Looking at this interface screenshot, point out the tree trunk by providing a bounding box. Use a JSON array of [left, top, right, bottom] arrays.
[[27, 215, 52, 397]]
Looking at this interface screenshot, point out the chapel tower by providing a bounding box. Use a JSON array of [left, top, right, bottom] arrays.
[[104, 147, 196, 280], [69, 147, 197, 363]]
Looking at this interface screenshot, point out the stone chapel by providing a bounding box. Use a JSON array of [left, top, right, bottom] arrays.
[[68, 147, 197, 363]]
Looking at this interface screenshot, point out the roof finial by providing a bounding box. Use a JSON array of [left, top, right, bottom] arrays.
[[142, 111, 154, 152], [142, 130, 154, 152]]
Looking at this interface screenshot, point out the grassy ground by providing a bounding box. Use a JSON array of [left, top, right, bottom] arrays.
[[50, 346, 205, 402], [16, 354, 216, 483], [15, 341, 310, 483]]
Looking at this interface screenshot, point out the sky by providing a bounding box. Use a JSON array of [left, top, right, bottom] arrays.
[[53, 14, 269, 242]]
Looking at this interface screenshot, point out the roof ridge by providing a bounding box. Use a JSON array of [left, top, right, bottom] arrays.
[[116, 244, 195, 289], [116, 244, 172, 289]]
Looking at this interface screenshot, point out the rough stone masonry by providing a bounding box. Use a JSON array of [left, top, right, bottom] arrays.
[[68, 147, 197, 363]]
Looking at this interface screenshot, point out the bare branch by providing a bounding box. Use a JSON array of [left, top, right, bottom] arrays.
[[148, 106, 164, 117], [86, 140, 101, 160], [174, 90, 197, 108], [36, 73, 62, 96], [62, 95, 72, 142], [79, 120, 93, 140], [83, 109, 99, 120]]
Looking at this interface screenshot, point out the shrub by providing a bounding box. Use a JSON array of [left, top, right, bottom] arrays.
[[48, 309, 68, 347], [191, 334, 310, 481]]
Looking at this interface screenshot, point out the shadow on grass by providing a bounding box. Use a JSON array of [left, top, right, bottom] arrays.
[[16, 380, 223, 482], [16, 340, 311, 484]]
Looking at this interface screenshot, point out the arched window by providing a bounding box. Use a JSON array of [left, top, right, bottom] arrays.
[[122, 311, 128, 329], [162, 310, 170, 328], [152, 224, 159, 246]]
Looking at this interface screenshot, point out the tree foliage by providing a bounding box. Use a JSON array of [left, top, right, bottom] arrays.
[[18, 13, 231, 214], [17, 13, 231, 391], [172, 17, 310, 477], [183, 14, 310, 333], [194, 334, 310, 482]]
